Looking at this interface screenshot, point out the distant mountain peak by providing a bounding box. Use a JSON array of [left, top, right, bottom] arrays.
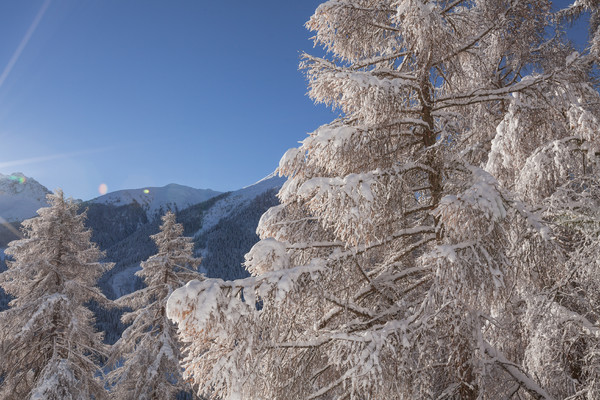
[[90, 183, 222, 219], [0, 172, 52, 222], [1, 172, 40, 192]]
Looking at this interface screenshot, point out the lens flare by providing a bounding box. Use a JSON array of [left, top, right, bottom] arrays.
[[9, 175, 26, 184], [143, 189, 150, 194], [98, 183, 108, 195]]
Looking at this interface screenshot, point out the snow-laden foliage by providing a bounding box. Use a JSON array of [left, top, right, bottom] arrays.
[[168, 1, 600, 399], [108, 211, 202, 399], [557, 0, 600, 63], [0, 190, 112, 399]]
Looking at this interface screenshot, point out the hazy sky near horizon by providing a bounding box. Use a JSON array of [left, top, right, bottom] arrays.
[[0, 0, 589, 200]]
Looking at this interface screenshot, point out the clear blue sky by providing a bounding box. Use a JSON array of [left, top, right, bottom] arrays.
[[0, 0, 334, 200], [0, 0, 588, 200]]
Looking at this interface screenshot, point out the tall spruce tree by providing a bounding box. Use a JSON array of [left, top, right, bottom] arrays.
[[108, 211, 202, 399], [168, 1, 600, 399], [0, 190, 112, 400]]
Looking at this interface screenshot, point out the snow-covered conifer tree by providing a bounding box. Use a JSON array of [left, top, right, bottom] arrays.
[[168, 1, 600, 398], [108, 211, 202, 399], [0, 189, 112, 399]]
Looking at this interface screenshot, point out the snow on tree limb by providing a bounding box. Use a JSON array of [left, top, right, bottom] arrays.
[[168, 1, 600, 398]]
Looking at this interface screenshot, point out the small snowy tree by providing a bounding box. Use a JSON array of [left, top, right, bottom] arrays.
[[0, 189, 112, 400], [168, 1, 600, 399], [108, 211, 202, 400]]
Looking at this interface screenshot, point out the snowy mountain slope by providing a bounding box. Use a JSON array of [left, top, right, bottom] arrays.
[[96, 175, 285, 298], [0, 172, 285, 341], [87, 176, 284, 344], [194, 186, 281, 281], [0, 172, 51, 222], [194, 173, 286, 236], [89, 183, 222, 220]]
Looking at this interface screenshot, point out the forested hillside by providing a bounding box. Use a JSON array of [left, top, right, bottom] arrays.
[[0, 177, 283, 347], [195, 188, 280, 280], [1, 0, 599, 398]]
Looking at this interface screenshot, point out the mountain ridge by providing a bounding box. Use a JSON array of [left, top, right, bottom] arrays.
[[0, 173, 286, 333], [0, 172, 52, 222], [88, 182, 222, 220]]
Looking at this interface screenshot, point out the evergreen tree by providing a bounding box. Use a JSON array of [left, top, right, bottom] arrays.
[[109, 211, 202, 400], [0, 189, 112, 400], [168, 1, 600, 398]]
